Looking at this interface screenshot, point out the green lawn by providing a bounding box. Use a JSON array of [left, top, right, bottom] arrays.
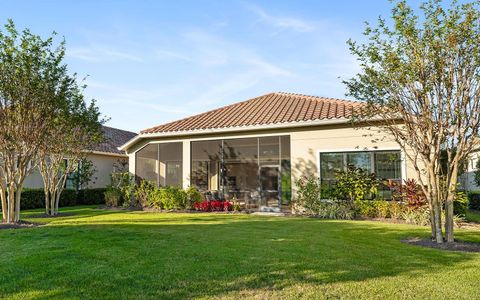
[[0, 207, 479, 299]]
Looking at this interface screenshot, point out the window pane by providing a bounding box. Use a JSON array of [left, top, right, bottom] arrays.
[[375, 151, 401, 180], [135, 144, 158, 184], [159, 142, 183, 187], [191, 140, 222, 191], [320, 153, 344, 180], [259, 136, 279, 165], [223, 138, 259, 202], [346, 152, 372, 172], [165, 161, 182, 186]]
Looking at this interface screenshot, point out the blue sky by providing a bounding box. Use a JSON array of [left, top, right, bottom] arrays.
[[2, 0, 424, 132]]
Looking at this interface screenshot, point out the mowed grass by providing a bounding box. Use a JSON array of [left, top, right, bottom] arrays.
[[0, 207, 479, 299]]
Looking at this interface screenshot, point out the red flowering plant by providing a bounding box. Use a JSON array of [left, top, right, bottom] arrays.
[[194, 200, 233, 212]]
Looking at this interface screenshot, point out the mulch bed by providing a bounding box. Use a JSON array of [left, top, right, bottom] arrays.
[[402, 237, 480, 253], [0, 220, 41, 230]]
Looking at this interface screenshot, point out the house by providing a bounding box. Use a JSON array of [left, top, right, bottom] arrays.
[[460, 151, 480, 192], [24, 126, 137, 189], [120, 92, 417, 211]]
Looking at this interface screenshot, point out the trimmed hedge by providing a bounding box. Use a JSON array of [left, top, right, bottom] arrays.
[[468, 191, 480, 210], [20, 188, 106, 210]]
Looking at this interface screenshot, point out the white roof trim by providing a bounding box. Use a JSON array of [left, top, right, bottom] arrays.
[[85, 150, 128, 158], [118, 117, 352, 151]]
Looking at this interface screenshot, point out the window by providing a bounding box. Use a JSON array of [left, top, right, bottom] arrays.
[[320, 150, 402, 199], [135, 142, 183, 186]]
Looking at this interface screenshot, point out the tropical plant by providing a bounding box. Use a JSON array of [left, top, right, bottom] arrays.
[[335, 166, 378, 203]]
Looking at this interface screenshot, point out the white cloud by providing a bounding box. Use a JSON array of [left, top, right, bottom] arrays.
[[246, 4, 315, 32], [67, 46, 143, 62]]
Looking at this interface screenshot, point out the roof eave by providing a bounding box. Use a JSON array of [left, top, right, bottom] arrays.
[[118, 117, 352, 151]]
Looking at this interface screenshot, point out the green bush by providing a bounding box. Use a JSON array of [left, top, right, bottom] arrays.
[[295, 176, 322, 214], [186, 186, 203, 209], [453, 191, 469, 217], [402, 207, 430, 226], [21, 188, 78, 209], [389, 201, 406, 219], [80, 188, 106, 205], [468, 191, 480, 210], [59, 189, 77, 207], [105, 188, 123, 207], [309, 200, 355, 220], [135, 181, 190, 210], [335, 166, 378, 202], [21, 189, 45, 209]]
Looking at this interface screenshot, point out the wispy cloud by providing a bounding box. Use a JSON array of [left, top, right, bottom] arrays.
[[67, 46, 143, 62], [246, 4, 315, 32]]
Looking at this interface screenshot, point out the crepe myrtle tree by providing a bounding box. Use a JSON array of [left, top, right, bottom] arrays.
[[0, 20, 74, 223], [38, 88, 103, 216], [344, 0, 480, 243]]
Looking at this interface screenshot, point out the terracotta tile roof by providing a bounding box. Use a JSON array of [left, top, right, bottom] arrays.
[[141, 92, 365, 134], [90, 126, 137, 155]]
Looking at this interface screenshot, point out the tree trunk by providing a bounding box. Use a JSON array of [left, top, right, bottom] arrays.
[[50, 190, 56, 216], [7, 186, 15, 224], [433, 199, 443, 243], [14, 186, 21, 222], [45, 190, 50, 215], [445, 195, 454, 242], [54, 191, 60, 215], [0, 189, 7, 223]]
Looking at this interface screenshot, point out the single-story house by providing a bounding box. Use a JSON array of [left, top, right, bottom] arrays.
[[120, 92, 418, 211], [24, 126, 137, 189]]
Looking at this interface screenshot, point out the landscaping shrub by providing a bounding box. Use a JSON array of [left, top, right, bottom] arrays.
[[185, 186, 202, 209], [134, 181, 156, 207], [295, 176, 322, 214], [21, 188, 78, 209], [388, 179, 426, 208], [21, 189, 45, 209], [468, 191, 480, 210], [313, 200, 355, 219], [401, 207, 430, 226], [388, 201, 406, 220], [335, 166, 378, 202], [355, 200, 377, 218], [105, 188, 123, 207], [80, 188, 106, 205], [194, 200, 233, 212], [59, 189, 77, 207], [453, 191, 469, 217]]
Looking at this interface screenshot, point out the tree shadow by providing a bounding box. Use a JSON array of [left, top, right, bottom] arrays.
[[0, 214, 477, 299]]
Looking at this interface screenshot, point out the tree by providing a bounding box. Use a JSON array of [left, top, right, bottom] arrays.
[[72, 158, 98, 191], [0, 20, 73, 223], [345, 0, 480, 243], [38, 99, 103, 216]]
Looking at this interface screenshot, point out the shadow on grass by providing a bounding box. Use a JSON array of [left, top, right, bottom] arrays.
[[0, 212, 477, 299]]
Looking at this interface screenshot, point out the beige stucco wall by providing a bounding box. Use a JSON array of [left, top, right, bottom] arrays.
[[126, 123, 421, 200], [24, 153, 128, 189]]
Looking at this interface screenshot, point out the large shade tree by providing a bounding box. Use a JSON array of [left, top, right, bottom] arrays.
[[345, 0, 480, 243]]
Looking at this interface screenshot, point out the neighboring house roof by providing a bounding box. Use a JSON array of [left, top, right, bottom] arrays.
[[90, 126, 137, 155], [120, 92, 364, 151], [141, 92, 364, 134]]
